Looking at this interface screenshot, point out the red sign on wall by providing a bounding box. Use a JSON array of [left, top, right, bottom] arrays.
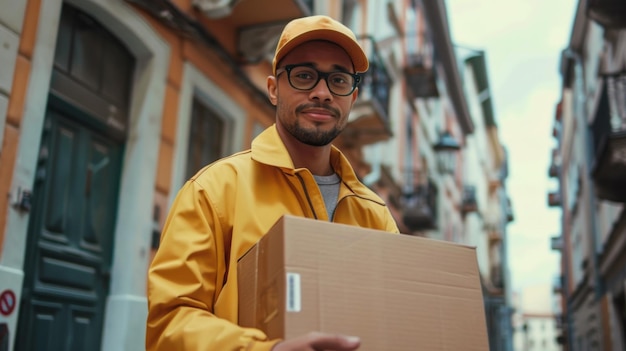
[[0, 290, 16, 316]]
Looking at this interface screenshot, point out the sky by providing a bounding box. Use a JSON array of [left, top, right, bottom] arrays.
[[445, 0, 578, 304]]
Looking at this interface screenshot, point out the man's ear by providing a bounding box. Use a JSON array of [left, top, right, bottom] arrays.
[[267, 75, 278, 106]]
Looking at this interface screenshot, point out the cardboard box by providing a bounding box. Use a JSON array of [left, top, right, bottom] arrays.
[[238, 215, 489, 350]]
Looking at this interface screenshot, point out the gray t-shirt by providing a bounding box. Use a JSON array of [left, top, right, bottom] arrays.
[[313, 173, 341, 219]]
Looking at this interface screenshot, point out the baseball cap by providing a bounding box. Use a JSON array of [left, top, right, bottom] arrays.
[[272, 15, 369, 75]]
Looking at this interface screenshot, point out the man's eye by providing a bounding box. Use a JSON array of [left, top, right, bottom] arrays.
[[294, 72, 314, 80], [330, 74, 350, 86]]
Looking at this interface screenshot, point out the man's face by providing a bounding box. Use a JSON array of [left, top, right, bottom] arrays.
[[267, 40, 359, 147]]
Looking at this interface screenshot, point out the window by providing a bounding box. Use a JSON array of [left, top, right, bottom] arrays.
[[186, 98, 224, 179], [52, 4, 134, 138]]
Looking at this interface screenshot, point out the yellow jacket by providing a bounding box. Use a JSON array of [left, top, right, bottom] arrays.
[[146, 125, 399, 350]]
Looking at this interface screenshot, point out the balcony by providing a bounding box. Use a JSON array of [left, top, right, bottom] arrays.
[[587, 0, 626, 28], [460, 185, 478, 215], [505, 197, 514, 223], [193, 0, 312, 27], [490, 265, 503, 290], [548, 191, 562, 207], [549, 163, 561, 178], [553, 275, 563, 294], [551, 235, 563, 251], [127, 0, 312, 63], [404, 54, 439, 99], [548, 148, 561, 178], [401, 180, 438, 232], [590, 73, 626, 202], [343, 36, 393, 146]]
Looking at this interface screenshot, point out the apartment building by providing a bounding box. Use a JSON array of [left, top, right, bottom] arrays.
[[512, 284, 562, 351], [550, 0, 626, 349], [460, 48, 515, 351]]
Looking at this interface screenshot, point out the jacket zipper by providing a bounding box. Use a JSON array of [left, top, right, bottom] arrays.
[[296, 173, 318, 219]]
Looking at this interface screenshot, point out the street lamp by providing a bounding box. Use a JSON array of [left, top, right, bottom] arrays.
[[433, 131, 460, 175]]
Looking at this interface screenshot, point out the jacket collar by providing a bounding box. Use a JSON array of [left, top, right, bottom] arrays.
[[251, 124, 371, 195], [251, 124, 295, 170]]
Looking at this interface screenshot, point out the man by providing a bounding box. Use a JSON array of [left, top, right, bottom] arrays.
[[146, 15, 399, 351]]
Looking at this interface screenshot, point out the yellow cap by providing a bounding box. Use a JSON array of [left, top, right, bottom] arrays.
[[272, 15, 369, 75]]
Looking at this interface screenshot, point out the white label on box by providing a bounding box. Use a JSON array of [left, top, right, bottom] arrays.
[[286, 272, 301, 312]]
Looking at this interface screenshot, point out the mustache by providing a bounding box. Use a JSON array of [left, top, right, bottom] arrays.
[[295, 103, 340, 118]]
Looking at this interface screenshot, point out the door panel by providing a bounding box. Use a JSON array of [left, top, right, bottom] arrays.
[[16, 101, 123, 350], [22, 299, 100, 351], [68, 305, 99, 351], [44, 119, 77, 235], [28, 300, 64, 350]]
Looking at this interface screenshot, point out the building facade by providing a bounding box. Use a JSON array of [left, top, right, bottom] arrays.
[[0, 0, 514, 349], [461, 49, 515, 351], [512, 284, 563, 351], [550, 0, 626, 350]]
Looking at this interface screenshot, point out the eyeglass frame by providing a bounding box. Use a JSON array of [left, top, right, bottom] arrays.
[[275, 64, 362, 96]]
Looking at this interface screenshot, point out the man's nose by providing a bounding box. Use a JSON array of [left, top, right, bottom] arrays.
[[308, 77, 333, 101]]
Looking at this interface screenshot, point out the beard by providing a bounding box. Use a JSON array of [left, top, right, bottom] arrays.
[[281, 103, 345, 146], [285, 119, 342, 146]]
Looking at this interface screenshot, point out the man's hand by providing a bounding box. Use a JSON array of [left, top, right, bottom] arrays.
[[272, 332, 360, 351]]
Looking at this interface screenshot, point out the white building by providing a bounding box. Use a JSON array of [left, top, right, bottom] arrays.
[[513, 283, 562, 351]]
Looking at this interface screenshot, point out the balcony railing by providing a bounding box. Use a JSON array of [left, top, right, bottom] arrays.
[[505, 197, 514, 223], [548, 191, 562, 207], [553, 275, 563, 294], [401, 180, 438, 232], [490, 265, 503, 289], [587, 0, 626, 28], [590, 73, 626, 202], [461, 185, 478, 215], [404, 53, 439, 98], [192, 0, 312, 20], [343, 35, 392, 146], [359, 44, 391, 119], [551, 236, 563, 251], [548, 148, 561, 178], [548, 163, 560, 178]]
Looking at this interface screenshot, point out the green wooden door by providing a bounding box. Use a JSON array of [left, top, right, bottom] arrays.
[[15, 98, 123, 350], [15, 5, 134, 348], [16, 4, 133, 349]]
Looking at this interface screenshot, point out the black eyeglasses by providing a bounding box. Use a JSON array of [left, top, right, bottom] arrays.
[[276, 64, 361, 96]]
